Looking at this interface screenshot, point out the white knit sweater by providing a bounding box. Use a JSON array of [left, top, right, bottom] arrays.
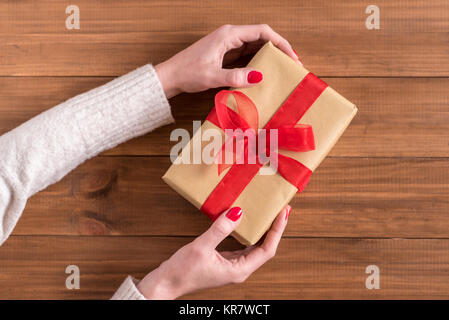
[[0, 65, 175, 300]]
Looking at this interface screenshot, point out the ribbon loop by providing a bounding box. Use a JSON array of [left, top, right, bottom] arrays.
[[277, 124, 315, 152], [214, 90, 258, 132], [201, 73, 328, 221], [212, 90, 316, 174]]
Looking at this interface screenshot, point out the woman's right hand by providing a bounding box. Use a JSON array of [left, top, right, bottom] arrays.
[[136, 205, 291, 299], [155, 24, 301, 98]]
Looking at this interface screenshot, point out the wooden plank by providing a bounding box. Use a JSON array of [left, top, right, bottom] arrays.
[[12, 156, 449, 238], [1, 236, 449, 299], [1, 0, 449, 76], [1, 77, 448, 157], [3, 0, 448, 34], [1, 0, 447, 302]]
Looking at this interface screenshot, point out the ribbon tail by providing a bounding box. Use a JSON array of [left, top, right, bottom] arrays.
[[277, 153, 312, 192]]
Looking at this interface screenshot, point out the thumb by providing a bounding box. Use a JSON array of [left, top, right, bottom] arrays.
[[197, 207, 243, 249], [216, 68, 263, 88]]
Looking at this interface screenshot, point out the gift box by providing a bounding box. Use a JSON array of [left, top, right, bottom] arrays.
[[163, 42, 357, 245]]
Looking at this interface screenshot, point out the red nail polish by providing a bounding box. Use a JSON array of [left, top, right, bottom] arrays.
[[285, 206, 292, 220], [226, 207, 243, 221], [247, 71, 263, 84]]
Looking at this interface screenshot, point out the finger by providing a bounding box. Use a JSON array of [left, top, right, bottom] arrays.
[[196, 207, 243, 249], [239, 205, 291, 274], [227, 24, 298, 61], [216, 68, 263, 88], [215, 68, 263, 88]]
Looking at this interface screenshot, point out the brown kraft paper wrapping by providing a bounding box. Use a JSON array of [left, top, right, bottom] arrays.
[[163, 42, 358, 245]]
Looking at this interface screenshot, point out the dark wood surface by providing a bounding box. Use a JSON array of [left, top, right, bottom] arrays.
[[1, 0, 448, 299]]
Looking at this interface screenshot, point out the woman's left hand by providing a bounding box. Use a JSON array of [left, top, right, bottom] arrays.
[[155, 24, 300, 98]]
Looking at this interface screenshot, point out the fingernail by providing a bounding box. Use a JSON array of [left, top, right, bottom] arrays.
[[285, 206, 292, 220], [226, 207, 243, 221], [292, 49, 303, 66], [247, 71, 263, 84]]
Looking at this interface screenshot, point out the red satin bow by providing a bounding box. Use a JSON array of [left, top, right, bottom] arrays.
[[212, 90, 316, 174], [201, 72, 328, 220]]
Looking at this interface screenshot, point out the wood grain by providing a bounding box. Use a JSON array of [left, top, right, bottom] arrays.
[[1, 0, 449, 300], [1, 77, 448, 157], [3, 0, 448, 34], [1, 0, 449, 76], [1, 236, 449, 299], [12, 156, 449, 238]]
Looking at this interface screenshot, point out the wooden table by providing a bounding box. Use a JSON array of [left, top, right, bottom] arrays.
[[1, 0, 449, 299]]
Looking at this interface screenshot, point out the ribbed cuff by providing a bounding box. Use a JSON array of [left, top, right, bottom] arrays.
[[67, 64, 175, 158], [111, 276, 147, 300]]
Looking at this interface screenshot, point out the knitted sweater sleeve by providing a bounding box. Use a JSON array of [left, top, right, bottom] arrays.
[[0, 64, 174, 300]]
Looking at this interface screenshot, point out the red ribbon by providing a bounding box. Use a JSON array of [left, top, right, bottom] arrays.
[[201, 72, 328, 220]]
